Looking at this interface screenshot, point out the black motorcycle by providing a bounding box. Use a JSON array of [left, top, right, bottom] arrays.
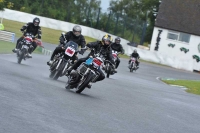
[[16, 33, 42, 64], [65, 52, 103, 94], [49, 41, 82, 80], [102, 51, 117, 78]]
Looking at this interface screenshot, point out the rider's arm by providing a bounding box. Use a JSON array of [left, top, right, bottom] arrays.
[[137, 54, 140, 59], [120, 44, 124, 54], [21, 22, 30, 31], [87, 41, 98, 48], [108, 48, 115, 65], [59, 32, 68, 44], [80, 35, 86, 48], [37, 26, 42, 39]]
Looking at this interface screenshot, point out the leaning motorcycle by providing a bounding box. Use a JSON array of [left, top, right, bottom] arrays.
[[65, 52, 103, 94], [129, 57, 137, 72], [16, 33, 42, 64], [49, 41, 81, 80]]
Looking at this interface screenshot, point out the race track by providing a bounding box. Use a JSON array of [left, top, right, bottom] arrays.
[[0, 53, 200, 133]]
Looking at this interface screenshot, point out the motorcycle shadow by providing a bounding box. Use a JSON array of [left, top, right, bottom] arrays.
[[65, 89, 101, 99], [12, 61, 31, 67]]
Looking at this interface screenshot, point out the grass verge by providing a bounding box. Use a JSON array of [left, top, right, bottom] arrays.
[[0, 40, 42, 54], [162, 79, 200, 95], [2, 19, 97, 44]]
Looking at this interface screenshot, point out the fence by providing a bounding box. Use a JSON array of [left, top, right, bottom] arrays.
[[0, 30, 15, 43]]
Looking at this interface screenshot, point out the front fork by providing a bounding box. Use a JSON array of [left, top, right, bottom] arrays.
[[56, 58, 63, 70]]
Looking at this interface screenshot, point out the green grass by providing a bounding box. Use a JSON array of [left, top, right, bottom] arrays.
[[2, 19, 97, 44], [162, 79, 200, 95], [0, 40, 15, 54], [0, 40, 42, 54]]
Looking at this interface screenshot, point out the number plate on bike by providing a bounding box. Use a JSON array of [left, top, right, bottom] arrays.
[[85, 58, 93, 65], [65, 47, 75, 57], [131, 57, 136, 62]]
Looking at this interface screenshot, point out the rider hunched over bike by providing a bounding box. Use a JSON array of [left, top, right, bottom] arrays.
[[129, 49, 140, 69], [110, 37, 124, 69], [47, 25, 86, 66], [67, 34, 116, 87], [12, 17, 42, 58]]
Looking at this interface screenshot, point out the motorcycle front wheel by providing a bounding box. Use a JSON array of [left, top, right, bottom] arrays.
[[76, 72, 93, 94], [17, 48, 26, 64], [130, 62, 134, 72]]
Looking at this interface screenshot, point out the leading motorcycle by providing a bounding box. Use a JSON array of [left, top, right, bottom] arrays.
[[65, 49, 104, 94]]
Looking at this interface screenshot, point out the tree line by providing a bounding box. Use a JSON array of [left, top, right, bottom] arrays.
[[0, 0, 160, 45]]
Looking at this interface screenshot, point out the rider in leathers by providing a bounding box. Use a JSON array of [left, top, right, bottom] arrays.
[[12, 17, 42, 58], [129, 49, 140, 68], [47, 25, 86, 65], [110, 37, 124, 69], [67, 34, 116, 86]]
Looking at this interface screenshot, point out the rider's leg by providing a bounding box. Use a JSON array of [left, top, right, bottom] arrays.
[[115, 57, 120, 69], [47, 47, 63, 65], [12, 37, 23, 52]]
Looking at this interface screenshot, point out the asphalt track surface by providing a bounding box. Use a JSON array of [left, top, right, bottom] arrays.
[[0, 50, 200, 133]]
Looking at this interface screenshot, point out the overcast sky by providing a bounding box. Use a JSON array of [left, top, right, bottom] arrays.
[[100, 0, 110, 11]]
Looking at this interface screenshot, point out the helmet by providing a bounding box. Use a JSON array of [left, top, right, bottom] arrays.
[[102, 34, 113, 46], [73, 25, 82, 36], [115, 37, 121, 44], [134, 49, 137, 53], [33, 17, 40, 26]]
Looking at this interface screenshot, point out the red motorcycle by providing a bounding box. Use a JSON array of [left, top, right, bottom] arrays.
[[129, 57, 137, 72], [16, 33, 43, 64]]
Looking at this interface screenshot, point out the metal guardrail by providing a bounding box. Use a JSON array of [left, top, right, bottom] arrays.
[[0, 30, 15, 43], [42, 48, 52, 56]]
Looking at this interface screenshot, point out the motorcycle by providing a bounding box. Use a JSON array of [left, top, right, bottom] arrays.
[[16, 33, 42, 64], [103, 56, 116, 78], [49, 40, 83, 80], [129, 57, 137, 72], [112, 50, 121, 68], [65, 51, 104, 94]]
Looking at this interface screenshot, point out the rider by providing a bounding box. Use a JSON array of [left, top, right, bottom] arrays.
[[47, 25, 86, 65], [129, 49, 140, 68], [12, 17, 42, 58], [110, 37, 124, 69], [67, 34, 116, 86]]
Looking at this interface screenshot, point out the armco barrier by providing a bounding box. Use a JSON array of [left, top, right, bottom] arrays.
[[0, 30, 15, 43], [42, 48, 52, 56]]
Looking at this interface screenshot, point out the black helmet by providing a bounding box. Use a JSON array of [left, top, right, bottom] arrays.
[[102, 34, 113, 46], [33, 17, 40, 26], [73, 25, 82, 36], [115, 37, 121, 44]]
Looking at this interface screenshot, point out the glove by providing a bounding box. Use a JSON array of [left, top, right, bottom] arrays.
[[20, 28, 24, 31]]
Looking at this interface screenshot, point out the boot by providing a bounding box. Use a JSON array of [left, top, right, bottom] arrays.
[[47, 60, 53, 66], [12, 48, 19, 53]]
